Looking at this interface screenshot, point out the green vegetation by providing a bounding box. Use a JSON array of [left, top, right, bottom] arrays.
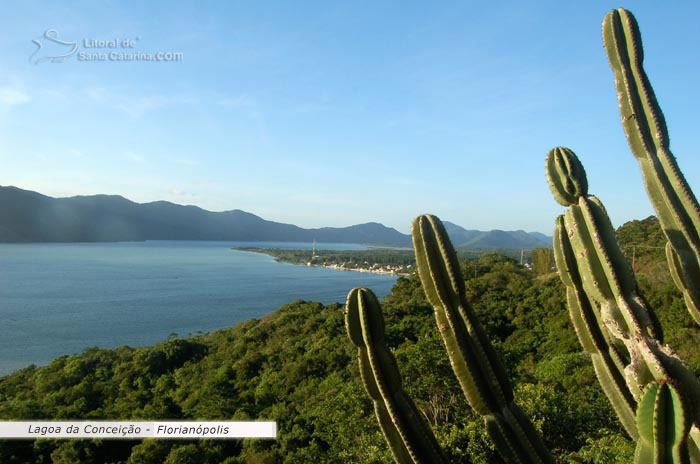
[[531, 248, 553, 276], [2, 6, 698, 464], [0, 217, 693, 463], [234, 247, 490, 276], [234, 247, 416, 275]]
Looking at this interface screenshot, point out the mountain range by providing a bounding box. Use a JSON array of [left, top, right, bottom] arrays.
[[0, 186, 551, 248]]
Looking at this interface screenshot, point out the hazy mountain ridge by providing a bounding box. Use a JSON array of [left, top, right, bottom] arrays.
[[0, 186, 551, 248], [442, 221, 551, 249]]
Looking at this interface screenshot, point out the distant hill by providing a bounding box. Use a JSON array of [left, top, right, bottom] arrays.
[[0, 186, 409, 245], [0, 186, 551, 247], [443, 221, 551, 249]]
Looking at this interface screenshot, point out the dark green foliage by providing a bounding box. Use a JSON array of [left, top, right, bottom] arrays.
[[1, 238, 679, 462], [531, 248, 553, 275], [616, 216, 668, 278]]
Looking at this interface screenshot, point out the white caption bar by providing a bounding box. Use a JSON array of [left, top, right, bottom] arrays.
[[0, 421, 276, 439]]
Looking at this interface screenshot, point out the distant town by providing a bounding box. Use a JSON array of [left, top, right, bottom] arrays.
[[307, 259, 412, 276], [231, 245, 548, 277], [233, 247, 415, 276]]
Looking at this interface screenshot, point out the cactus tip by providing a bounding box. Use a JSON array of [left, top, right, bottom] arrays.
[[546, 147, 588, 206]]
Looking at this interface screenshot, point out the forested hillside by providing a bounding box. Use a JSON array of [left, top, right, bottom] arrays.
[[0, 186, 549, 248], [0, 186, 410, 245], [0, 216, 697, 463]]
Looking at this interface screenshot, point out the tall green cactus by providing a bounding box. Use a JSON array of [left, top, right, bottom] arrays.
[[345, 216, 553, 464], [547, 146, 700, 462], [412, 215, 553, 464], [344, 7, 700, 463], [345, 288, 450, 464], [603, 8, 700, 325]]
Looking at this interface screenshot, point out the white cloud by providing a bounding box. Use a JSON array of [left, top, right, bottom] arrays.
[[0, 87, 30, 108]]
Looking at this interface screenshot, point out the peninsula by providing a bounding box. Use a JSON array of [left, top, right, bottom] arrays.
[[233, 247, 415, 276]]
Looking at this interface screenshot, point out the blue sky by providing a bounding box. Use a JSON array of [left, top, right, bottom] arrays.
[[1, 2, 698, 234]]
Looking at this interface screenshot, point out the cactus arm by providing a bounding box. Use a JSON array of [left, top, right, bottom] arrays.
[[603, 8, 700, 325], [576, 196, 662, 341], [665, 242, 700, 323], [547, 147, 700, 460], [412, 214, 511, 413], [553, 215, 638, 438], [553, 215, 629, 368], [545, 147, 589, 207], [412, 214, 554, 464], [345, 288, 450, 464], [571, 194, 700, 410], [634, 381, 690, 464]]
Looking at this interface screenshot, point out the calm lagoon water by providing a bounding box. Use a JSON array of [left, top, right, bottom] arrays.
[[0, 241, 398, 376]]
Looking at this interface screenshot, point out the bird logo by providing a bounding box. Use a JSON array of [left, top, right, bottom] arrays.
[[29, 29, 78, 64]]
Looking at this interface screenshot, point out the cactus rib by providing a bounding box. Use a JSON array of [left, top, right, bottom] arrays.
[[412, 214, 554, 464], [345, 288, 450, 464], [603, 8, 700, 325], [634, 381, 690, 464]]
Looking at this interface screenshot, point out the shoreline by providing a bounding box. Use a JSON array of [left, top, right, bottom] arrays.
[[300, 261, 409, 277], [233, 247, 411, 277]]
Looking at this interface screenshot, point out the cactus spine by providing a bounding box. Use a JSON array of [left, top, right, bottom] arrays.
[[547, 146, 700, 460], [603, 8, 700, 325], [412, 214, 553, 464], [345, 288, 450, 464]]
